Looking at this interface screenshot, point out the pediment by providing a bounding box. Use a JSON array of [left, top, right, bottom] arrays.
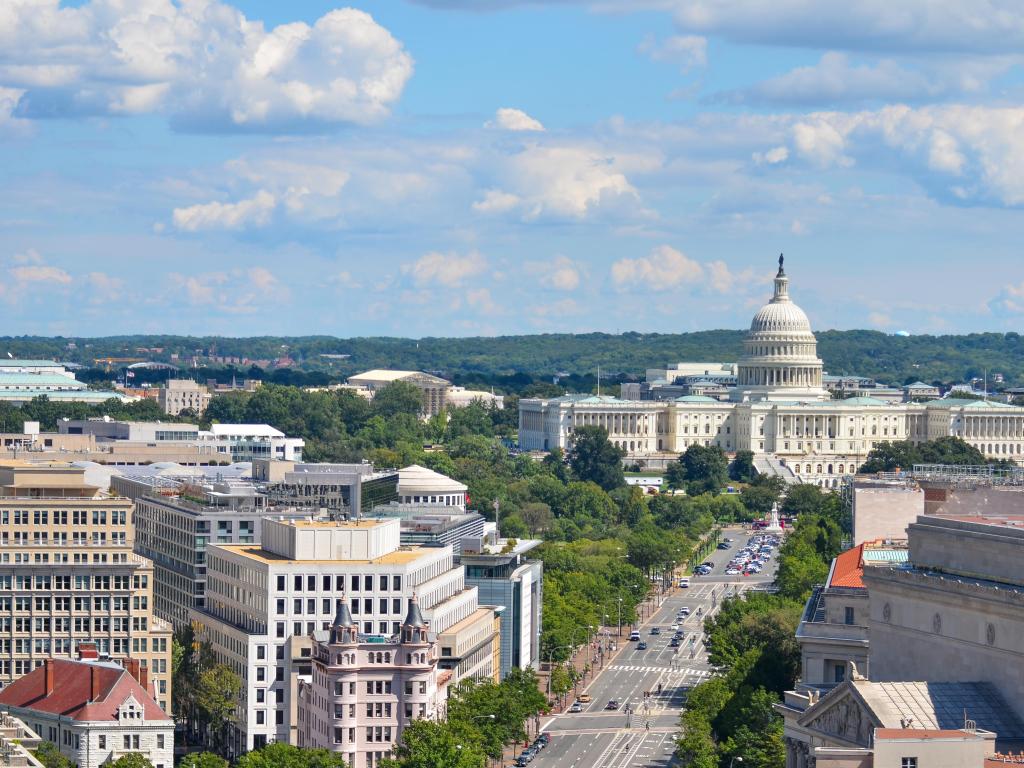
[[798, 688, 879, 747]]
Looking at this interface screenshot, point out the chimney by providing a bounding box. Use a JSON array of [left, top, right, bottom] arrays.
[[139, 666, 149, 694], [78, 642, 99, 661], [90, 666, 101, 702], [122, 658, 140, 683], [44, 659, 54, 697]]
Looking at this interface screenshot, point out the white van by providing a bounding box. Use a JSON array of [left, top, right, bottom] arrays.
[[678, 578, 690, 588], [629, 629, 641, 641]]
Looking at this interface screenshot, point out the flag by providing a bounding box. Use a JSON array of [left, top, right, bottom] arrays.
[[126, 371, 135, 378]]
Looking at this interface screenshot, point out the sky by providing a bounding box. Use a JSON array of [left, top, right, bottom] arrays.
[[2, 1, 1024, 338]]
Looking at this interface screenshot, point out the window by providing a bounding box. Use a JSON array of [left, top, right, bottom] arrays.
[[276, 575, 286, 591], [901, 759, 917, 768], [157, 735, 165, 749], [844, 607, 855, 625], [834, 664, 845, 683], [98, 736, 106, 749]]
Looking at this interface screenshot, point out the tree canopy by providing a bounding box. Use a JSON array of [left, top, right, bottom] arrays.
[[859, 436, 987, 473], [568, 426, 625, 490]]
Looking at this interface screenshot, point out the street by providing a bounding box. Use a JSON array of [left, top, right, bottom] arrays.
[[530, 526, 779, 768]]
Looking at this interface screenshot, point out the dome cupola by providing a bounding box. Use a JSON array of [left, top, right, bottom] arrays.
[[732, 254, 827, 403]]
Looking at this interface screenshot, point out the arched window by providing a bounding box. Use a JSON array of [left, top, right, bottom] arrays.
[[816, 464, 823, 474], [827, 464, 833, 474]]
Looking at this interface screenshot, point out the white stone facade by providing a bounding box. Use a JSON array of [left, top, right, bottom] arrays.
[[520, 259, 1024, 486]]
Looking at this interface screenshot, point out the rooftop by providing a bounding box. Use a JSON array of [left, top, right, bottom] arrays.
[[215, 543, 429, 566], [0, 360, 65, 368], [857, 681, 1024, 738], [874, 728, 987, 741]]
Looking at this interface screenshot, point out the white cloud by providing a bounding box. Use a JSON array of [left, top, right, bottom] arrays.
[[403, 251, 487, 287], [486, 107, 544, 132], [0, 1, 413, 131], [990, 282, 1024, 316], [705, 260, 756, 293], [638, 34, 707, 72], [85, 272, 125, 302], [526, 255, 582, 291], [466, 288, 502, 315], [669, 1, 1024, 54], [0, 86, 29, 135], [611, 245, 704, 292], [790, 219, 807, 235], [9, 264, 72, 284], [472, 189, 522, 214], [772, 105, 1024, 206], [752, 146, 789, 165], [712, 52, 1014, 108], [488, 144, 648, 220], [169, 267, 285, 313], [172, 191, 276, 231]]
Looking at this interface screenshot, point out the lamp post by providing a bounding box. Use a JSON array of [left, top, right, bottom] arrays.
[[545, 645, 575, 695], [616, 597, 624, 637], [730, 757, 744, 768]]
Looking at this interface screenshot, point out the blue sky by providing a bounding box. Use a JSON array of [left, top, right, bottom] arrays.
[[2, 1, 1024, 337]]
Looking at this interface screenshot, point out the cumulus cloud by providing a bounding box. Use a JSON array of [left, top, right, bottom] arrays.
[[712, 52, 1009, 108], [670, 0, 1024, 54], [989, 282, 1024, 316], [85, 272, 125, 302], [611, 245, 703, 292], [466, 287, 502, 315], [9, 264, 72, 284], [0, 1, 413, 131], [172, 191, 277, 231], [169, 267, 285, 313], [486, 107, 545, 132], [769, 104, 1024, 206], [403, 251, 487, 287], [483, 144, 649, 220], [638, 35, 707, 72], [525, 255, 582, 291]]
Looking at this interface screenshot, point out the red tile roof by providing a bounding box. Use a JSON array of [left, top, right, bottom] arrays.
[[875, 728, 978, 740], [0, 659, 170, 723], [829, 543, 865, 589]]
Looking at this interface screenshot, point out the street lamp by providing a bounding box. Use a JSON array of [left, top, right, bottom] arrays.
[[730, 756, 744, 768]]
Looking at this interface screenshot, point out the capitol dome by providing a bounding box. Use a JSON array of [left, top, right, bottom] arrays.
[[732, 255, 827, 402]]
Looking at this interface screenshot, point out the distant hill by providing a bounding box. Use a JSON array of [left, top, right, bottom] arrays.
[[2, 330, 1022, 389]]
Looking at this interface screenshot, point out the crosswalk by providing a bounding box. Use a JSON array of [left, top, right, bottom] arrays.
[[607, 664, 711, 679]]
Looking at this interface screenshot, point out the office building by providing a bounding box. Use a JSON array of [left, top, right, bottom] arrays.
[[0, 462, 172, 712], [0, 362, 125, 407], [0, 658, 173, 768], [193, 517, 499, 753], [114, 468, 306, 630], [461, 532, 542, 679], [252, 460, 399, 517], [157, 379, 211, 416], [295, 596, 443, 768]]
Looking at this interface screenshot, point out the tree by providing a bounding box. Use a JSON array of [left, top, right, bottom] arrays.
[[34, 742, 73, 768], [195, 664, 242, 754], [568, 426, 625, 490], [519, 502, 554, 535], [108, 755, 154, 768], [381, 720, 485, 768], [679, 445, 729, 496], [179, 754, 229, 768], [236, 743, 349, 768], [729, 450, 758, 483], [372, 381, 425, 418]]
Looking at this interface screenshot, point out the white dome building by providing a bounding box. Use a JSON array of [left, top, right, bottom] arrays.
[[733, 254, 828, 402]]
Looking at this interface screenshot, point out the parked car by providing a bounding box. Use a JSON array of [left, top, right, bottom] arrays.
[[537, 733, 551, 745]]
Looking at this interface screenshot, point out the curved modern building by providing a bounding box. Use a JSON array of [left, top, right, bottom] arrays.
[[519, 257, 1024, 487]]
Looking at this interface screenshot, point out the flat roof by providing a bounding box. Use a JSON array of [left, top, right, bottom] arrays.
[[875, 728, 982, 740], [287, 518, 389, 529], [215, 543, 429, 566]]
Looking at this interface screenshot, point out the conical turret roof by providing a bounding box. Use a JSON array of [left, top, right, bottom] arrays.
[[403, 593, 426, 629]]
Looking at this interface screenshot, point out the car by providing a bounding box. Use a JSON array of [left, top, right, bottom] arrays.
[[680, 607, 691, 616], [671, 623, 679, 631], [717, 542, 731, 550], [637, 641, 648, 650], [605, 700, 620, 710], [679, 577, 690, 588], [669, 638, 680, 647], [629, 630, 641, 641], [537, 733, 551, 745], [650, 627, 661, 635], [533, 738, 546, 750], [577, 693, 592, 703], [725, 568, 740, 575], [568, 702, 583, 713], [723, 537, 734, 543], [515, 757, 530, 767]]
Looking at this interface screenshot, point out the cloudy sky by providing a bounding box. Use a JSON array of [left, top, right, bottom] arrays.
[[3, 0, 1024, 337]]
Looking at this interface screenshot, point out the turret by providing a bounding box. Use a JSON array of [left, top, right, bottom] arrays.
[[329, 594, 357, 644], [402, 593, 427, 644]]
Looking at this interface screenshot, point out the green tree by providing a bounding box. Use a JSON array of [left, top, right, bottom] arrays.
[[236, 743, 349, 768], [678, 445, 729, 496], [381, 720, 485, 768], [568, 426, 625, 490], [371, 381, 425, 418], [729, 450, 758, 483], [195, 664, 242, 755], [519, 502, 554, 536], [108, 755, 154, 768], [34, 742, 73, 768], [179, 753, 229, 768]]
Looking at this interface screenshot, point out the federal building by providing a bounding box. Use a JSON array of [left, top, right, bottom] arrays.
[[519, 257, 1024, 487]]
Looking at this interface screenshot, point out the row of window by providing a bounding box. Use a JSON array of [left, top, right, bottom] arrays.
[[0, 510, 128, 525], [0, 594, 145, 610], [276, 574, 403, 593], [276, 598, 404, 617]]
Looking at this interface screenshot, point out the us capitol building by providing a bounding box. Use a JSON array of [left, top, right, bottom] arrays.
[[519, 257, 1024, 486]]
